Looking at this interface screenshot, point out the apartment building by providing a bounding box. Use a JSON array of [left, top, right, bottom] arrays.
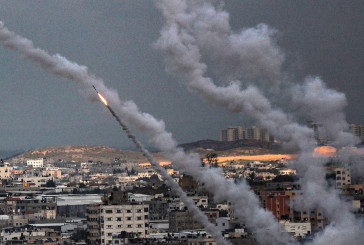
[[169, 209, 219, 232], [220, 126, 244, 141], [220, 126, 272, 142], [86, 191, 149, 245], [335, 167, 351, 189], [259, 191, 292, 220], [350, 124, 364, 142]]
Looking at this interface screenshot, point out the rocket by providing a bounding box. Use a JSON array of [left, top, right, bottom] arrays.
[[93, 85, 108, 106], [92, 85, 98, 92]]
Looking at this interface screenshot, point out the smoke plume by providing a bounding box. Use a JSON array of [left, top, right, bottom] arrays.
[[0, 21, 232, 245], [154, 0, 363, 244], [0, 21, 290, 245]]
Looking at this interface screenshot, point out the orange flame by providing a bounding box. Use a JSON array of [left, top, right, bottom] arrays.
[[313, 146, 337, 157], [98, 93, 108, 106]]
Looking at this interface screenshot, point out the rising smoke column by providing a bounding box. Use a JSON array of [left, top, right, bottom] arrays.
[[154, 0, 364, 244], [157, 0, 357, 148], [0, 21, 290, 245], [0, 21, 231, 245], [98, 96, 230, 245]]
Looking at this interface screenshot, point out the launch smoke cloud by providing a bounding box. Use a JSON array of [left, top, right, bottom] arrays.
[[0, 21, 230, 245], [155, 0, 364, 244], [0, 20, 289, 245]]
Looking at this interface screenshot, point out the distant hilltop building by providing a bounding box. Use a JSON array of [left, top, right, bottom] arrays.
[[307, 122, 364, 145], [350, 124, 364, 142], [220, 126, 273, 142]]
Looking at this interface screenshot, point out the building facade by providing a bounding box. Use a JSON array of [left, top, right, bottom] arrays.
[[86, 191, 150, 245], [220, 126, 272, 142], [26, 158, 44, 168], [335, 167, 351, 189], [350, 124, 364, 142]]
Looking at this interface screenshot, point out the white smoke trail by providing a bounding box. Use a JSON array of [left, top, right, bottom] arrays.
[[0, 21, 289, 245], [106, 105, 230, 245], [291, 77, 358, 147], [154, 0, 364, 244], [0, 21, 231, 245], [158, 0, 357, 148]]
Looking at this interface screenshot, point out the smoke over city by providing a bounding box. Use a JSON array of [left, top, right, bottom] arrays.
[[0, 21, 232, 245], [154, 0, 364, 244], [0, 0, 363, 244]]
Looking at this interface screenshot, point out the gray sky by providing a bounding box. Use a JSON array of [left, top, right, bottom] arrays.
[[0, 1, 363, 151]]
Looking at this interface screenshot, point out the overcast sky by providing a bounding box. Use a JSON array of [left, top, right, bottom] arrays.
[[0, 1, 363, 151]]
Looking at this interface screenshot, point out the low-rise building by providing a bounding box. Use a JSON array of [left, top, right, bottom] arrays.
[[0, 163, 12, 180], [26, 158, 44, 168], [281, 221, 311, 238]]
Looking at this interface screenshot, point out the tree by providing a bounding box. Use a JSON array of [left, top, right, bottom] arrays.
[[130, 168, 136, 175], [248, 172, 256, 181], [205, 153, 218, 168], [45, 179, 56, 187]]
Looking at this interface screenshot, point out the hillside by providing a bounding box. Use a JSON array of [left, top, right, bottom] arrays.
[[180, 139, 281, 153], [8, 145, 168, 164], [7, 140, 288, 164]]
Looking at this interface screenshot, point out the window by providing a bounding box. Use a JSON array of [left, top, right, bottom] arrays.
[[105, 210, 113, 213], [117, 217, 122, 221], [127, 225, 132, 228], [127, 217, 131, 221], [106, 217, 112, 221], [117, 210, 122, 213], [126, 210, 131, 213]]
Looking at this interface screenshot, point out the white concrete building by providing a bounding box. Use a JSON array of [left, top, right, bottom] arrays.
[[26, 158, 44, 168], [137, 170, 157, 178], [281, 221, 311, 238]]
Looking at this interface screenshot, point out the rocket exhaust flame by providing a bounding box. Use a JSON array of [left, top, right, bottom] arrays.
[[97, 93, 108, 106], [93, 85, 109, 106], [92, 86, 230, 245]]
